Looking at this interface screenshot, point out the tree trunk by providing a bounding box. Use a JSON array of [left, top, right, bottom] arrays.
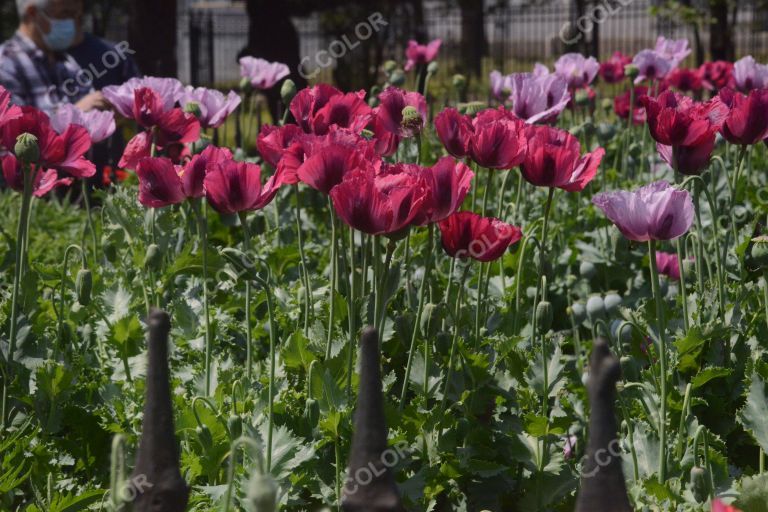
[[709, 0, 734, 61], [458, 0, 486, 77], [127, 0, 177, 76]]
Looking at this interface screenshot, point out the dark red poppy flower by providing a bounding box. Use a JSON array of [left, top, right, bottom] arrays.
[[413, 157, 474, 226], [181, 144, 233, 198], [204, 159, 286, 214], [716, 88, 768, 145], [329, 169, 427, 235], [1, 106, 95, 178], [438, 211, 522, 262], [641, 91, 715, 147], [434, 107, 472, 159], [656, 138, 715, 176], [1, 154, 72, 197], [614, 86, 649, 125], [599, 51, 632, 84], [371, 87, 427, 156], [289, 84, 372, 135], [468, 107, 528, 169], [699, 61, 734, 91], [257, 124, 303, 168], [136, 157, 187, 208], [520, 125, 604, 191], [665, 68, 703, 92]]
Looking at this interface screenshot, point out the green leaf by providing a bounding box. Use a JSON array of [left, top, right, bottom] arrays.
[[739, 369, 768, 454], [691, 367, 731, 389], [282, 331, 317, 371]]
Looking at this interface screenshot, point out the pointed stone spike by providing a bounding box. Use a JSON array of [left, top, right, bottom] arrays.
[[575, 337, 632, 512], [130, 309, 189, 511], [341, 327, 405, 512]]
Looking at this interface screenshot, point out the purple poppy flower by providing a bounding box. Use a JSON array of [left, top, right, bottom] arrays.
[[180, 87, 241, 129], [592, 181, 694, 242], [50, 103, 116, 143], [532, 63, 550, 77], [509, 72, 570, 124], [239, 57, 290, 90], [554, 53, 599, 89], [654, 36, 691, 68], [489, 70, 514, 99], [103, 77, 185, 119], [733, 56, 768, 92], [632, 49, 674, 84], [404, 39, 442, 72], [563, 435, 578, 460]]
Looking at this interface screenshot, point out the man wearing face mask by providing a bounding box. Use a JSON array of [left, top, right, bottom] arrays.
[[0, 0, 108, 115]]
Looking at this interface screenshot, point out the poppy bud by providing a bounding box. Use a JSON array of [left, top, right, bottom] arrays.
[[240, 77, 253, 95], [196, 424, 213, 450], [144, 244, 162, 271], [536, 300, 553, 332], [76, 268, 93, 306], [579, 261, 597, 280], [452, 74, 467, 93], [460, 101, 487, 116], [389, 69, 405, 86], [183, 101, 202, 118], [401, 105, 423, 134], [624, 64, 639, 80], [227, 415, 243, 441], [574, 90, 590, 107], [600, 98, 613, 111], [690, 466, 709, 503], [427, 61, 439, 75], [245, 473, 278, 512], [750, 236, 768, 268], [280, 79, 297, 105], [603, 292, 622, 315], [14, 133, 40, 164], [586, 295, 606, 321], [383, 60, 397, 73], [304, 397, 320, 429]]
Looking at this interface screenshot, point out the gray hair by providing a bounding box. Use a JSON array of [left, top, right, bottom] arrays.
[[16, 0, 51, 17]]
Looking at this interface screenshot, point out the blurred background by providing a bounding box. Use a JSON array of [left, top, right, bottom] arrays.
[[2, 0, 768, 90]]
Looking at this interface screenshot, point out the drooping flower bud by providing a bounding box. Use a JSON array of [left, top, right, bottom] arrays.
[[15, 133, 40, 164], [245, 473, 278, 512], [75, 268, 93, 306], [382, 60, 397, 74], [144, 243, 163, 271], [750, 235, 768, 269], [240, 77, 253, 95], [280, 79, 297, 106], [401, 105, 423, 135], [427, 61, 439, 75], [536, 300, 553, 332], [452, 74, 467, 93], [689, 466, 710, 504]]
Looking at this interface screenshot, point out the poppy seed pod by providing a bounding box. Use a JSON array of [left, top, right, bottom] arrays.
[[14, 133, 40, 164], [603, 292, 622, 315], [570, 302, 586, 324], [401, 106, 424, 134], [586, 295, 606, 321], [580, 261, 597, 280], [452, 74, 467, 93], [280, 79, 297, 105], [389, 70, 406, 87], [750, 236, 768, 268], [246, 473, 278, 512], [75, 268, 92, 306]]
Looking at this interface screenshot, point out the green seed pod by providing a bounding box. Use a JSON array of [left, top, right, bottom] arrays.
[[461, 101, 487, 116], [304, 398, 320, 429], [280, 79, 297, 106], [144, 244, 162, 271], [624, 64, 639, 80], [14, 133, 40, 164], [579, 261, 597, 280], [536, 300, 553, 332], [196, 425, 213, 450], [401, 105, 423, 134], [382, 60, 397, 74], [245, 473, 278, 512], [690, 465, 710, 503], [586, 295, 606, 321], [750, 236, 768, 269], [603, 292, 622, 315], [75, 268, 93, 306], [452, 73, 467, 93], [389, 69, 406, 87], [227, 415, 243, 441]]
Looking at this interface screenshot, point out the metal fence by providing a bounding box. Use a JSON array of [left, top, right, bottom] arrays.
[[181, 0, 768, 87]]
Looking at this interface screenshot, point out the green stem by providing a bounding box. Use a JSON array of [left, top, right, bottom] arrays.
[[532, 188, 555, 416], [346, 227, 358, 398], [56, 245, 85, 355], [223, 436, 267, 512], [239, 212, 254, 383], [440, 264, 470, 414], [675, 236, 690, 333], [81, 180, 98, 264], [325, 203, 338, 360], [193, 200, 213, 396], [648, 240, 668, 483], [294, 186, 312, 335]]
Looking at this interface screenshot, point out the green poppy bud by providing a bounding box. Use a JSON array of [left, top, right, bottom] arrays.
[[452, 74, 467, 92], [245, 473, 278, 512], [624, 64, 639, 79], [240, 77, 253, 95], [144, 244, 162, 271], [227, 415, 243, 441], [690, 465, 709, 503], [427, 61, 439, 75], [280, 79, 297, 105], [15, 133, 40, 164], [389, 69, 406, 87], [460, 101, 487, 116], [75, 268, 93, 306], [750, 236, 768, 269], [183, 101, 202, 118], [383, 60, 397, 73], [196, 424, 213, 450], [536, 300, 553, 332], [304, 397, 320, 429]]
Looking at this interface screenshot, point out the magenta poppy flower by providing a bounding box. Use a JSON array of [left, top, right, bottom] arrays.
[[103, 76, 185, 119], [434, 107, 472, 158], [520, 125, 604, 192], [655, 251, 681, 281], [716, 88, 768, 145], [289, 84, 372, 136], [1, 106, 95, 178], [592, 181, 694, 242], [1, 154, 72, 197], [641, 91, 716, 147], [0, 85, 21, 128], [329, 169, 427, 236], [468, 107, 528, 169], [413, 157, 474, 226], [180, 87, 241, 129], [554, 53, 599, 89], [666, 68, 703, 93], [50, 103, 116, 143], [136, 157, 187, 208], [699, 60, 734, 91], [257, 124, 303, 168], [239, 57, 290, 90], [654, 37, 691, 68], [204, 159, 285, 214], [438, 211, 522, 262], [599, 51, 632, 84], [632, 50, 673, 84], [733, 56, 768, 92], [614, 86, 649, 125], [371, 87, 427, 156], [657, 140, 715, 176], [404, 39, 441, 72], [181, 144, 233, 199], [509, 71, 570, 124]]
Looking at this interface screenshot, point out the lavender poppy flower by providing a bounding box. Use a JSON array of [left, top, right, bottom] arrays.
[[554, 53, 599, 89], [654, 36, 691, 68], [489, 70, 514, 100], [733, 56, 768, 92], [239, 57, 290, 90], [509, 72, 570, 124], [180, 87, 241, 129], [592, 181, 694, 242], [50, 103, 116, 143], [103, 77, 185, 118], [632, 49, 673, 84]]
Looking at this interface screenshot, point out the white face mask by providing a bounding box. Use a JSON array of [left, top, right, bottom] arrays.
[[36, 10, 77, 51]]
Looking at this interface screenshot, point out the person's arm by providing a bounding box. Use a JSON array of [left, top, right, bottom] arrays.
[[0, 58, 29, 107]]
